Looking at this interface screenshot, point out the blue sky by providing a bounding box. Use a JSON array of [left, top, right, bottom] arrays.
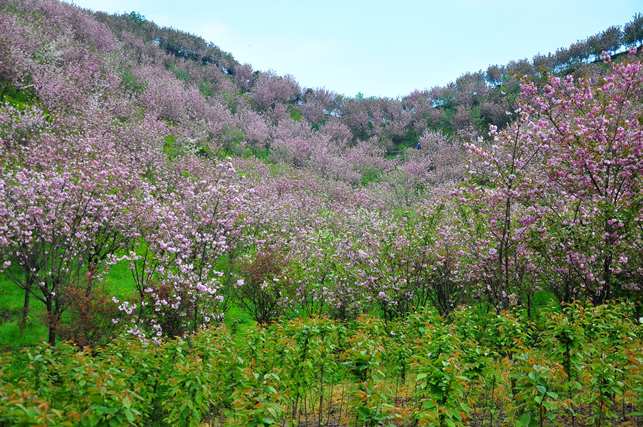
[[67, 0, 642, 99]]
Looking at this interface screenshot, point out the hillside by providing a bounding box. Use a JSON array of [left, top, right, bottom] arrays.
[[1, 0, 643, 425]]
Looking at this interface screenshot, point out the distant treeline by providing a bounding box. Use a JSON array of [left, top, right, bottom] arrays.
[[92, 10, 643, 151]]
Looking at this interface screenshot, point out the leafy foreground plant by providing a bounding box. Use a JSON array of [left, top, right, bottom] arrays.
[[0, 302, 642, 426]]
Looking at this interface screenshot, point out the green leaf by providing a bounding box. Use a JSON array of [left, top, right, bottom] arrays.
[[519, 413, 532, 426], [357, 406, 371, 417], [124, 408, 135, 423], [96, 406, 119, 415]]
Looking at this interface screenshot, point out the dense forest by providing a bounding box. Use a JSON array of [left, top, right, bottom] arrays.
[[1, 0, 643, 425]]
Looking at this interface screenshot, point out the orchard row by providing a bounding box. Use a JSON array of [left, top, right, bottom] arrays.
[[2, 0, 643, 346], [2, 302, 642, 426]]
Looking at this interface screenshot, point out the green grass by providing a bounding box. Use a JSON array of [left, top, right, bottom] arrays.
[[0, 257, 567, 350], [0, 273, 47, 348], [222, 304, 256, 337], [103, 261, 137, 298], [0, 259, 262, 348], [0, 262, 138, 348]]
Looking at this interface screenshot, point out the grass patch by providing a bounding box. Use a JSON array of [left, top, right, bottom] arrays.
[[0, 263, 138, 348], [223, 304, 256, 336], [104, 261, 137, 297], [0, 273, 47, 348], [0, 318, 47, 349]]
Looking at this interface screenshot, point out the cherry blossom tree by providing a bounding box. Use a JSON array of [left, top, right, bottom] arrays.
[[251, 71, 300, 122], [114, 157, 244, 341], [300, 87, 336, 125], [458, 114, 545, 310], [0, 135, 140, 345], [522, 53, 643, 303], [461, 50, 643, 307], [235, 106, 270, 152]]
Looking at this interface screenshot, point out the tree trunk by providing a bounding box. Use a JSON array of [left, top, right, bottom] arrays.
[[20, 283, 31, 333], [48, 322, 57, 346], [20, 269, 36, 333], [46, 298, 57, 346]]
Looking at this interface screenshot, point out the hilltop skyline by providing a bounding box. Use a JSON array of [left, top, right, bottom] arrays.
[[65, 0, 643, 98]]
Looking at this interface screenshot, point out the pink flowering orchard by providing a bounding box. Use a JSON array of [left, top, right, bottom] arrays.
[[113, 157, 246, 341], [0, 130, 141, 344], [529, 53, 643, 303], [460, 50, 643, 309], [1, 0, 643, 347], [1, 1, 643, 424]]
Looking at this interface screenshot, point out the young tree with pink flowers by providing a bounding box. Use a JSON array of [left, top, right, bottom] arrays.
[[113, 157, 245, 342], [461, 50, 643, 308], [0, 135, 140, 345], [523, 52, 643, 304]]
